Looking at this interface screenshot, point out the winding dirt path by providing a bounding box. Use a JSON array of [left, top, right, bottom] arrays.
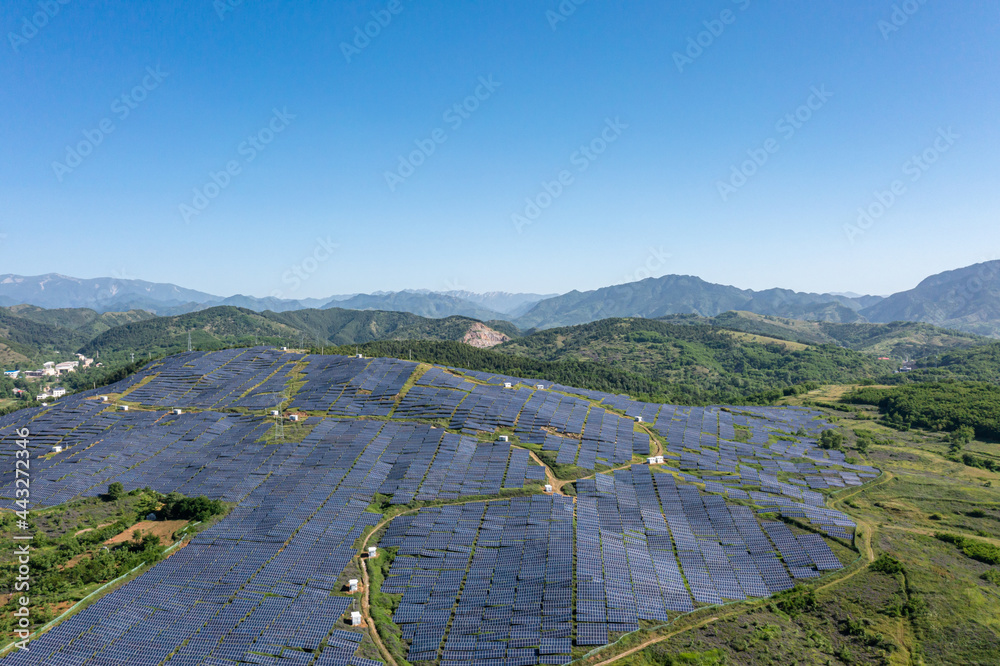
[[359, 515, 401, 666]]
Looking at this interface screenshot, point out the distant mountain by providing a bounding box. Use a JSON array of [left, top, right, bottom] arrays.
[[7, 262, 1000, 336], [442, 291, 555, 317], [0, 274, 219, 313], [860, 261, 1000, 336], [0, 274, 538, 321], [327, 292, 508, 322], [513, 275, 878, 330]]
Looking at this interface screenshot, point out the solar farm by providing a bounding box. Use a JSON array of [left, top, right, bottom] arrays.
[[0, 347, 879, 666]]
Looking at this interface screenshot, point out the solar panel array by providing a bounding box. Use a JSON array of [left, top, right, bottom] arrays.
[[379, 496, 574, 664], [291, 355, 417, 416], [0, 348, 880, 666], [124, 347, 302, 410]]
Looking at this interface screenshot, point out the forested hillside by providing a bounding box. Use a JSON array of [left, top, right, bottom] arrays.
[[496, 318, 896, 400]]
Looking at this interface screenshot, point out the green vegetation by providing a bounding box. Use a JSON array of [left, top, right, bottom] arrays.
[[322, 339, 705, 405], [366, 547, 413, 666], [663, 311, 988, 359], [158, 493, 226, 522], [818, 429, 845, 451], [896, 341, 1000, 384], [935, 533, 1000, 566], [869, 553, 904, 575], [496, 319, 897, 404], [0, 488, 229, 638], [844, 381, 1000, 440], [611, 647, 728, 665]]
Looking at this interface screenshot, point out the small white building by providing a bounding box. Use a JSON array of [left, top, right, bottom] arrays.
[[648, 457, 657, 465], [367, 546, 378, 559], [355, 354, 364, 359], [503, 382, 513, 389], [544, 484, 553, 493], [99, 396, 109, 403], [51, 387, 67, 398], [52, 445, 63, 454], [289, 414, 300, 422], [655, 456, 665, 464], [4, 370, 20, 379], [55, 361, 79, 374], [118, 405, 129, 411], [173, 409, 183, 415], [498, 435, 509, 443], [635, 416, 644, 423], [348, 579, 359, 592], [270, 410, 280, 417], [350, 611, 362, 626], [535, 384, 545, 390]]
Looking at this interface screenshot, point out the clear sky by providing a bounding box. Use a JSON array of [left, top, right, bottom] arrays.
[[2, 0, 998, 300]]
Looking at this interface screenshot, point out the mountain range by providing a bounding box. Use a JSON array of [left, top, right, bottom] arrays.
[[2, 261, 999, 336]]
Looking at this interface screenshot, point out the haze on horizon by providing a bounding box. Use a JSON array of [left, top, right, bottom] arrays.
[[2, 1, 998, 300]]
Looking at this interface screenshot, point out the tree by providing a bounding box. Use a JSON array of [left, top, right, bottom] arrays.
[[106, 482, 125, 501], [948, 425, 975, 454], [819, 429, 845, 451]]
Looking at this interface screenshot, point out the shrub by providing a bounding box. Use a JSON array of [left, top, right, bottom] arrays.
[[160, 493, 226, 522], [870, 554, 904, 575], [935, 533, 1000, 566]]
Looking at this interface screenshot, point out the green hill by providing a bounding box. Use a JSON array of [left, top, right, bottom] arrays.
[[262, 308, 517, 346], [494, 318, 897, 402], [661, 311, 987, 359], [896, 342, 1000, 384], [79, 306, 518, 364], [79, 307, 305, 362], [4, 304, 157, 337]]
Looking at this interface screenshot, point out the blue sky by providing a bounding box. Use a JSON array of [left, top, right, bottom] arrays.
[[2, 0, 998, 300]]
